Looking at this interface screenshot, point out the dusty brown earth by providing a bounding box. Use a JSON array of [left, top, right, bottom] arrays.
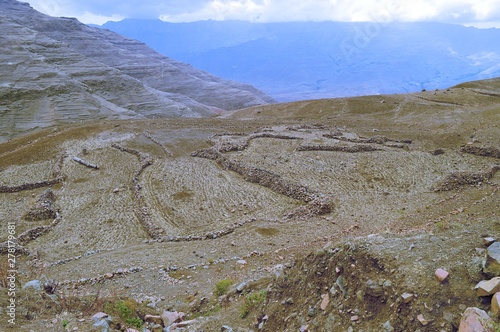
[[0, 78, 499, 331]]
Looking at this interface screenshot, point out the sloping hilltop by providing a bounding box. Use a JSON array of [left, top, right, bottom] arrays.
[[0, 78, 499, 331]]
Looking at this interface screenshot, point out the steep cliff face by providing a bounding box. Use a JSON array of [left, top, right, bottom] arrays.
[[0, 0, 274, 141]]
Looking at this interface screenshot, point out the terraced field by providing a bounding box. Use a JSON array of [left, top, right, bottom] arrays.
[[0, 78, 499, 331]]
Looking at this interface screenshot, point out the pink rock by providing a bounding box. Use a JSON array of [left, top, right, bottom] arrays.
[[458, 307, 493, 332], [475, 277, 500, 296], [492, 293, 500, 316], [435, 268, 449, 282], [161, 310, 184, 326], [320, 293, 329, 310]]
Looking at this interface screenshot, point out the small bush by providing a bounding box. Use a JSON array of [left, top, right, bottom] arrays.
[[214, 279, 233, 296], [125, 316, 143, 329], [240, 290, 267, 318], [104, 298, 143, 329]]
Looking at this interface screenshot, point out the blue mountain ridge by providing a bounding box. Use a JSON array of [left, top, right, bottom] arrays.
[[100, 20, 500, 101]]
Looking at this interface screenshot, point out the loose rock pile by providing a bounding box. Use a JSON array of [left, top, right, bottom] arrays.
[[23, 188, 57, 221], [449, 238, 500, 331]]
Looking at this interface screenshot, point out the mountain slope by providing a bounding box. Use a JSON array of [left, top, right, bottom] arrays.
[[101, 19, 500, 101], [0, 77, 498, 331], [0, 0, 273, 142]]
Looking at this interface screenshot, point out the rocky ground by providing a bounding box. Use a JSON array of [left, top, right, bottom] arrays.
[[0, 79, 499, 331]]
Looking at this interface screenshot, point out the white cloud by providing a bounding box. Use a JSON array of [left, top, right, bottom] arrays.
[[23, 0, 500, 27], [76, 12, 125, 25], [25, 0, 123, 24], [158, 0, 500, 26]]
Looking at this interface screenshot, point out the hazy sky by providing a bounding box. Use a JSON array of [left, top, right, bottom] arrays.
[[24, 0, 500, 27]]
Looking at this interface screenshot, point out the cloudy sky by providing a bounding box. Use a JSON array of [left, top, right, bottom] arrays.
[[24, 0, 500, 28]]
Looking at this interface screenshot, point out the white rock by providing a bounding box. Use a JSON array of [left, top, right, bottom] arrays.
[[475, 277, 500, 296], [320, 293, 330, 310], [22, 280, 42, 291], [484, 237, 496, 246], [92, 312, 108, 323], [417, 314, 433, 326], [401, 292, 414, 303]]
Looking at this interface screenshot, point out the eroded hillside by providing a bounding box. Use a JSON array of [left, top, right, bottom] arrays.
[[0, 0, 273, 143]]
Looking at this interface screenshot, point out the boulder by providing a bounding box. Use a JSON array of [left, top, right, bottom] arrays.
[[22, 280, 42, 292], [236, 282, 248, 292], [491, 292, 500, 317], [92, 312, 114, 332], [475, 277, 500, 296], [484, 242, 500, 276], [435, 268, 449, 282], [483, 237, 496, 246], [458, 307, 493, 332], [91, 312, 109, 323], [161, 310, 185, 327]]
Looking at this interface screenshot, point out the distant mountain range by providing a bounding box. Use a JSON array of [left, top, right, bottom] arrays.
[[100, 19, 500, 101], [0, 0, 273, 141]]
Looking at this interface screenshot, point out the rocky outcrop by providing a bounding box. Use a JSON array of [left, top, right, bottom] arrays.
[[0, 0, 273, 142]]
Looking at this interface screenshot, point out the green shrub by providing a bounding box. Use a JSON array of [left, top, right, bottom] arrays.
[[214, 279, 233, 296], [104, 299, 143, 329], [240, 290, 267, 318], [125, 316, 143, 329]]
